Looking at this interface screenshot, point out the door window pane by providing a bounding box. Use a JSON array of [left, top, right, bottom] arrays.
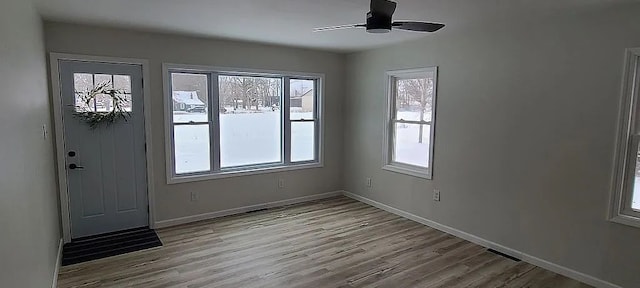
[[292, 122, 315, 162], [114, 75, 132, 112], [393, 123, 431, 168], [174, 125, 210, 174], [395, 77, 434, 121], [219, 75, 282, 168], [74, 73, 94, 112], [171, 73, 209, 124], [94, 74, 112, 87], [95, 93, 113, 112], [94, 74, 113, 112], [113, 75, 131, 93], [290, 79, 315, 120], [74, 73, 133, 112]]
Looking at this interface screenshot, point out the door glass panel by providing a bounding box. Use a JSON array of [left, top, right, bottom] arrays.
[[95, 74, 112, 88], [171, 73, 209, 124], [74, 73, 94, 112], [114, 75, 133, 112], [73, 73, 133, 112], [290, 79, 314, 120], [174, 124, 211, 174], [95, 93, 113, 112], [114, 75, 131, 93]]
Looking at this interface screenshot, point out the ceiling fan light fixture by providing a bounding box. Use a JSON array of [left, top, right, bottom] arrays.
[[367, 28, 391, 34]]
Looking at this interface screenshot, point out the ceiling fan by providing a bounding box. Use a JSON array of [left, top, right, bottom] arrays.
[[314, 0, 445, 34]]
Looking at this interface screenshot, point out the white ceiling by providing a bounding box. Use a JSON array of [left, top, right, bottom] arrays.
[[33, 0, 635, 52]]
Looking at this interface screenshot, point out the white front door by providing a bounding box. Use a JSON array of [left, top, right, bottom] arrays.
[[59, 60, 148, 238]]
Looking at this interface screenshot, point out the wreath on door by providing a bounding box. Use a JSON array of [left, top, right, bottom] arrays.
[[73, 81, 130, 129]]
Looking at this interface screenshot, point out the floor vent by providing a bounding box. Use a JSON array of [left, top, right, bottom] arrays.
[[488, 248, 521, 262], [246, 208, 269, 214], [62, 227, 162, 266]]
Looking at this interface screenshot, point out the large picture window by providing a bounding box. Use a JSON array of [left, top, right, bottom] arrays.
[[165, 65, 322, 183], [383, 67, 438, 179]]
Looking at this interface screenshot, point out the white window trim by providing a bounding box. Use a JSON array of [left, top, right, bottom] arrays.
[[163, 63, 324, 184], [382, 67, 438, 179], [609, 48, 640, 228]]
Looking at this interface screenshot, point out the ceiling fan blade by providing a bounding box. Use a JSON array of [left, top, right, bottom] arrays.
[[370, 0, 397, 17], [313, 24, 366, 32], [392, 21, 445, 32]]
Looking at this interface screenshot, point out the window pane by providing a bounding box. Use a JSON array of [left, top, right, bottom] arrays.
[[171, 73, 209, 124], [174, 124, 210, 174], [95, 74, 112, 87], [634, 147, 640, 211], [393, 123, 431, 168], [292, 122, 315, 162], [219, 75, 282, 168], [95, 93, 113, 112], [290, 79, 314, 120], [74, 73, 94, 112], [113, 75, 131, 93], [395, 77, 434, 122], [114, 75, 133, 112]]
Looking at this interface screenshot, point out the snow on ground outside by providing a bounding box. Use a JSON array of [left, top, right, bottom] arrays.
[[172, 109, 431, 173], [174, 109, 314, 174], [634, 177, 640, 210], [393, 111, 432, 168]]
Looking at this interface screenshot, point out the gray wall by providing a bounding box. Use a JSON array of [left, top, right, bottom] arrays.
[[0, 0, 61, 287], [344, 4, 640, 288], [44, 22, 345, 222]]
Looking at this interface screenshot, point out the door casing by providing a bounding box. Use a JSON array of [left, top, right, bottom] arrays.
[[50, 53, 156, 243]]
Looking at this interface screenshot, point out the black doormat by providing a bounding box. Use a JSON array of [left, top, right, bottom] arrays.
[[62, 227, 162, 266]]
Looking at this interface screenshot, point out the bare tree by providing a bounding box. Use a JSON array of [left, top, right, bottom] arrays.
[[397, 78, 434, 143]]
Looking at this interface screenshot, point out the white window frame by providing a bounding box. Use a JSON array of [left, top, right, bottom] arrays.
[[610, 48, 640, 228], [382, 67, 438, 179], [163, 63, 324, 184]]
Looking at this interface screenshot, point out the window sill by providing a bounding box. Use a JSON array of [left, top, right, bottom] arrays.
[[382, 164, 432, 180], [609, 214, 640, 229], [168, 162, 323, 184]]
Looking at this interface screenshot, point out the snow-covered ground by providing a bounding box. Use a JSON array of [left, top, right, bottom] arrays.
[[394, 123, 431, 168], [634, 177, 640, 210], [173, 109, 314, 174], [392, 110, 432, 168], [172, 107, 431, 173]]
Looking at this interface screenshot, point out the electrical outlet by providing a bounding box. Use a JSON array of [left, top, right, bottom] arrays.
[[433, 189, 441, 202], [278, 179, 285, 188], [366, 178, 372, 188], [190, 191, 198, 202], [42, 125, 48, 140]]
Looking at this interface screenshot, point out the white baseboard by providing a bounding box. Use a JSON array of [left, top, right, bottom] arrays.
[[51, 238, 63, 288], [155, 191, 343, 229], [342, 191, 621, 288]]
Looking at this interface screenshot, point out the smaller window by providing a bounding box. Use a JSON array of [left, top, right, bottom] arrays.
[[383, 67, 438, 179], [610, 48, 640, 228]]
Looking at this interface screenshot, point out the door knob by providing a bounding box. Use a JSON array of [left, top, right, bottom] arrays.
[[69, 163, 84, 170]]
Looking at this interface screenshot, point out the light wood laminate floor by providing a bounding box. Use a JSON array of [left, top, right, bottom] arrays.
[[58, 196, 591, 288]]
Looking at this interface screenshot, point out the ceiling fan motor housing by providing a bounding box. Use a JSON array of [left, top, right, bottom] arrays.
[[366, 11, 392, 33]]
